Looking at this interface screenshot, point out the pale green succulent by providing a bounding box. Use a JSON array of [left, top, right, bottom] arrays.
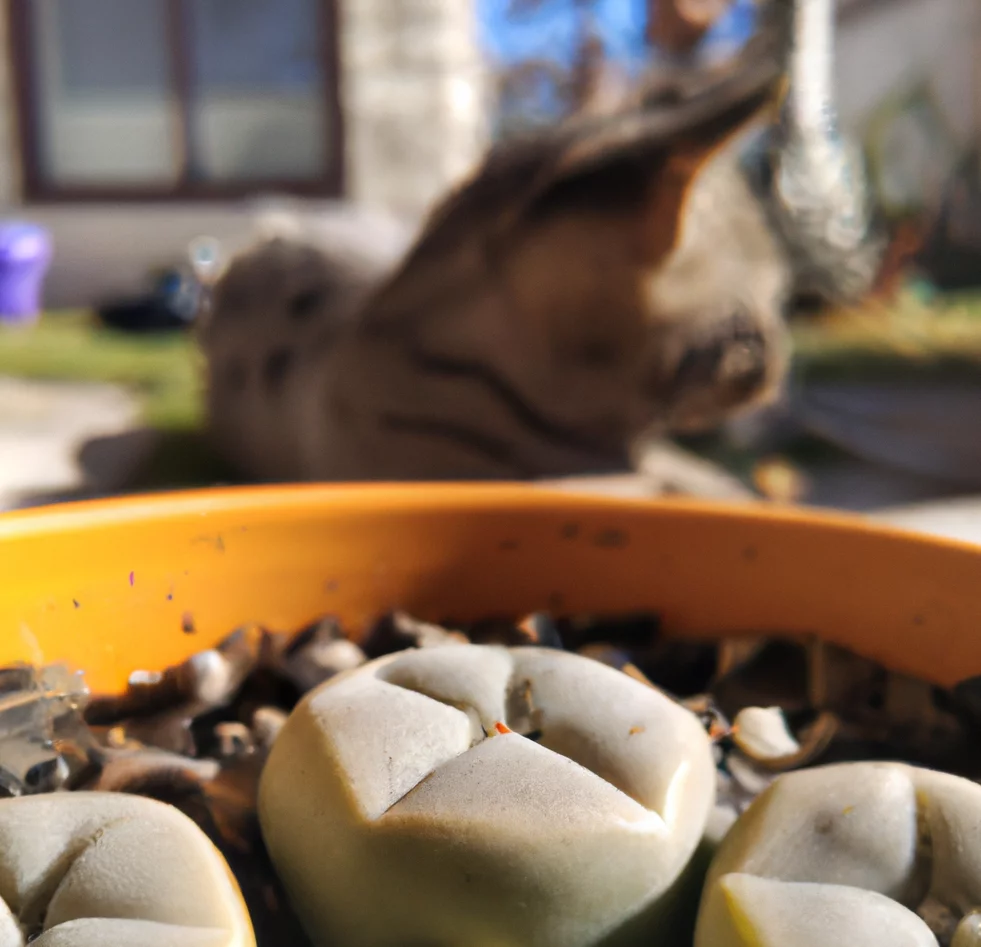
[[259, 644, 716, 947], [695, 762, 981, 947], [0, 792, 254, 947]]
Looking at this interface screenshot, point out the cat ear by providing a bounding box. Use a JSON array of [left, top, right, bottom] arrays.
[[363, 19, 786, 325], [516, 36, 784, 220]]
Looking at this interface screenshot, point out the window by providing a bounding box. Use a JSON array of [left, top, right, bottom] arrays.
[[8, 0, 343, 201]]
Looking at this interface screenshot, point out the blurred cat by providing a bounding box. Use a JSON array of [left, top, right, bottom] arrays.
[[195, 0, 884, 490]]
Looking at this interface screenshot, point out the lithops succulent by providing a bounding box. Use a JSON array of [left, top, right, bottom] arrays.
[[259, 644, 716, 947], [695, 761, 981, 946], [0, 792, 254, 946]]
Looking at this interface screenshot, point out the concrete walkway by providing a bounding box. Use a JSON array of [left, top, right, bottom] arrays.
[[0, 376, 145, 511]]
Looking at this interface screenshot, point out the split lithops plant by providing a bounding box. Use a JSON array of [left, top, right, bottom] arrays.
[[695, 762, 981, 946], [258, 644, 716, 947], [0, 610, 980, 946], [0, 792, 254, 946]]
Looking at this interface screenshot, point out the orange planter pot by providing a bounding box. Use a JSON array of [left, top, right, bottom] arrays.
[[1, 484, 980, 696]]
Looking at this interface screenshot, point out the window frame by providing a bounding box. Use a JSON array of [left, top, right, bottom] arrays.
[[7, 0, 345, 203]]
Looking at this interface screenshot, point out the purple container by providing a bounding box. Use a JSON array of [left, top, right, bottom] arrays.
[[0, 222, 52, 326]]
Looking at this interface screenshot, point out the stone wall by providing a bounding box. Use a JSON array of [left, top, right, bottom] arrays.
[[337, 0, 490, 222]]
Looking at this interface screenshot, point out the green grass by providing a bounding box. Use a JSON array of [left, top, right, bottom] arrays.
[[790, 289, 981, 384], [0, 310, 202, 431]]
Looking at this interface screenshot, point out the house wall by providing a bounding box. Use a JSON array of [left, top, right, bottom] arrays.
[[0, 0, 489, 214], [0, 0, 488, 309], [16, 199, 411, 310], [0, 0, 976, 309]]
